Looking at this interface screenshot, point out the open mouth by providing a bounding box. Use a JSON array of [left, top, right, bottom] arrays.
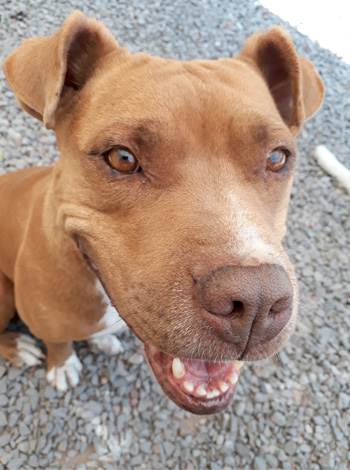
[[144, 343, 244, 414], [75, 247, 246, 414]]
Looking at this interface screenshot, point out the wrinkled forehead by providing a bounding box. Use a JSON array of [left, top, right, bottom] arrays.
[[74, 53, 290, 155]]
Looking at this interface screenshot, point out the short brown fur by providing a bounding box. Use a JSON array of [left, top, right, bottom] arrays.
[[0, 12, 324, 409]]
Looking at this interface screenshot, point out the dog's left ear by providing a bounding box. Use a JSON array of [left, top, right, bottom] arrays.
[[3, 11, 123, 129], [239, 27, 324, 135]]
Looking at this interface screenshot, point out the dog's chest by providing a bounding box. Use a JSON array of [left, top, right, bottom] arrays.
[[90, 279, 128, 338]]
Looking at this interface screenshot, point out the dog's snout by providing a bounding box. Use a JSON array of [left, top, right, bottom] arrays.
[[196, 264, 293, 355]]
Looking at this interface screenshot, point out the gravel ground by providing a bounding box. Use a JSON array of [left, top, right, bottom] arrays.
[[0, 1, 349, 469]]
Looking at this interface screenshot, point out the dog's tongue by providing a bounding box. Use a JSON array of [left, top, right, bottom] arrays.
[[179, 357, 234, 378], [144, 343, 244, 413], [171, 356, 244, 399]]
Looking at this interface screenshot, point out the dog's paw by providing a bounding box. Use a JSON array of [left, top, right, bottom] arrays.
[[46, 353, 83, 391], [15, 334, 44, 368], [88, 334, 124, 355]]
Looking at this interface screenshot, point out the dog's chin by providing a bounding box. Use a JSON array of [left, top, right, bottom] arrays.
[[144, 343, 244, 415]]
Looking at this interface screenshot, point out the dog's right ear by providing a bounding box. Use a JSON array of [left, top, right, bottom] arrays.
[[3, 11, 122, 129]]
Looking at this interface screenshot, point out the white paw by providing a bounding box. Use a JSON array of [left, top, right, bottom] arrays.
[[46, 353, 83, 391], [16, 334, 44, 368], [88, 334, 124, 355]]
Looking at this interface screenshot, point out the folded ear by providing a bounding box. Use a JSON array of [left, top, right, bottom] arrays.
[[3, 11, 121, 129], [239, 27, 324, 135]]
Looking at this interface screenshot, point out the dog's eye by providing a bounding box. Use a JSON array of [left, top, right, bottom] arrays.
[[266, 149, 287, 172], [106, 148, 140, 173]]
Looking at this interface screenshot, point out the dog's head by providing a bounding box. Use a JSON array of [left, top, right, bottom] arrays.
[[4, 12, 324, 414]]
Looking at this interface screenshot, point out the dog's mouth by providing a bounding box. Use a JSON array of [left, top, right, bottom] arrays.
[[75, 242, 245, 414], [144, 343, 244, 414]]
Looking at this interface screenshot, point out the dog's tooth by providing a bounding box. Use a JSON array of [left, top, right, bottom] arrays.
[[183, 381, 194, 393], [206, 389, 215, 399], [232, 360, 244, 370], [219, 381, 229, 393], [196, 385, 207, 397], [228, 372, 238, 385], [207, 388, 220, 399], [172, 358, 186, 379]]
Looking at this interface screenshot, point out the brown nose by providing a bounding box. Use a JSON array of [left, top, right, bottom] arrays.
[[196, 264, 293, 356]]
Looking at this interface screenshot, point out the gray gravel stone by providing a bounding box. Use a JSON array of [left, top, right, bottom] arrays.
[[254, 457, 266, 470], [210, 462, 222, 470], [8, 368, 22, 380], [271, 412, 286, 427], [0, 366, 6, 379], [319, 453, 335, 468], [128, 353, 144, 365], [285, 441, 297, 455], [234, 401, 245, 417], [8, 412, 20, 428], [17, 441, 29, 453], [0, 433, 11, 447], [163, 441, 175, 457], [0, 410, 7, 427], [265, 454, 278, 467], [19, 422, 31, 436], [338, 392, 350, 410], [0, 394, 8, 407], [236, 443, 251, 459], [0, 378, 7, 394], [57, 440, 68, 452], [28, 454, 39, 467], [7, 458, 26, 470]]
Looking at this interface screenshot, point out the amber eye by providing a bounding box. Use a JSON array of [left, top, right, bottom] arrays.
[[266, 149, 287, 172], [106, 148, 139, 173]]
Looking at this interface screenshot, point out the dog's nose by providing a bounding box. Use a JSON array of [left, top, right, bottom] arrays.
[[196, 264, 293, 355]]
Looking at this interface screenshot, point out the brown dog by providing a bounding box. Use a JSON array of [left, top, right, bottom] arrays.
[[1, 12, 323, 414]]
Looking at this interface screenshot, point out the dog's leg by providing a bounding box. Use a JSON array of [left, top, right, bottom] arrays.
[[45, 341, 83, 391], [0, 271, 43, 368], [88, 334, 124, 355]]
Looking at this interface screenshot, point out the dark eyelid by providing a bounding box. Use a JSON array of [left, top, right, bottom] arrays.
[[273, 138, 296, 155], [84, 119, 159, 157], [88, 140, 122, 157], [271, 147, 291, 157]]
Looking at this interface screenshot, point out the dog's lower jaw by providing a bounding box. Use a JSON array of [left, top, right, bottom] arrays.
[[144, 343, 244, 415], [143, 315, 295, 415]]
